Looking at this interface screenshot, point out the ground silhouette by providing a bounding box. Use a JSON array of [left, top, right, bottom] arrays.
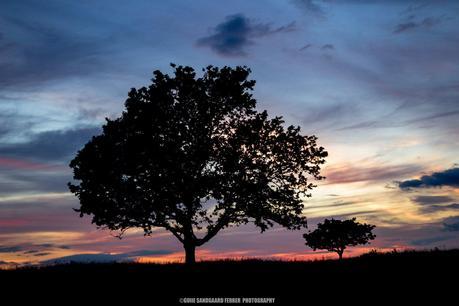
[[1, 249, 457, 304], [68, 64, 327, 264]]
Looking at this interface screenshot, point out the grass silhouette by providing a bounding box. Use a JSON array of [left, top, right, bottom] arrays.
[[2, 249, 457, 304]]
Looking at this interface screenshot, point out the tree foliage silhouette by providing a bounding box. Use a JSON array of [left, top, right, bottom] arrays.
[[303, 218, 376, 260], [68, 64, 328, 264]]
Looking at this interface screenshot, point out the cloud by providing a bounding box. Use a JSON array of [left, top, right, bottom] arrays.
[[0, 246, 23, 253], [0, 2, 121, 89], [299, 43, 312, 51], [337, 109, 459, 131], [0, 24, 102, 89], [442, 216, 459, 232], [0, 170, 72, 195], [0, 110, 42, 142], [411, 195, 455, 205], [420, 203, 459, 214], [307, 200, 356, 210], [292, 0, 325, 17], [41, 253, 130, 264], [444, 223, 459, 231], [321, 44, 334, 50], [393, 16, 445, 34], [23, 250, 40, 254], [0, 157, 53, 171], [410, 195, 459, 214], [0, 126, 100, 162], [0, 243, 73, 255], [405, 110, 459, 125], [35, 243, 71, 249], [0, 200, 89, 236], [322, 210, 380, 220], [400, 2, 430, 15], [393, 21, 418, 34], [325, 164, 422, 185], [126, 250, 173, 257], [41, 249, 174, 264], [443, 216, 459, 232], [33, 252, 51, 257], [398, 167, 459, 189], [0, 126, 99, 196], [411, 235, 452, 246], [196, 14, 296, 56], [295, 102, 361, 131]]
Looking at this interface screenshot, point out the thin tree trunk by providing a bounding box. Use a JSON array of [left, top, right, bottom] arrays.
[[338, 250, 343, 260], [184, 243, 196, 265]]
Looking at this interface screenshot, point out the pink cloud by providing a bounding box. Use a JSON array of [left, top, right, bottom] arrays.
[[324, 163, 422, 185], [0, 156, 57, 170]]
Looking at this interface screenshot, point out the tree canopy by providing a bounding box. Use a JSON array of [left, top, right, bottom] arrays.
[[303, 218, 376, 260], [69, 64, 328, 264]]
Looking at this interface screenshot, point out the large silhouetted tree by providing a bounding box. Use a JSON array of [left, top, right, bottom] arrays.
[[69, 64, 328, 264], [303, 218, 376, 260]]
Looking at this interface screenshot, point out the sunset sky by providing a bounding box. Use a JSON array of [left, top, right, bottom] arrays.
[[1, 0, 459, 265]]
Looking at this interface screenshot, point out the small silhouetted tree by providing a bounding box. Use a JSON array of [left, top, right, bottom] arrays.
[[69, 64, 328, 264], [303, 218, 375, 260]]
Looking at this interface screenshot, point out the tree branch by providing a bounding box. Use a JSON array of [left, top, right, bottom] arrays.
[[163, 222, 185, 244], [196, 212, 232, 246]]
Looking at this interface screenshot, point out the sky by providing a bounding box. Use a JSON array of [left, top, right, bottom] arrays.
[[1, 0, 459, 266]]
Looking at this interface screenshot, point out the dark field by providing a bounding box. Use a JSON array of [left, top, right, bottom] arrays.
[[2, 249, 458, 304]]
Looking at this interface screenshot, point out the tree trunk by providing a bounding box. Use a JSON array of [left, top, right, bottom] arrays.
[[338, 250, 343, 260], [184, 243, 196, 265]]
